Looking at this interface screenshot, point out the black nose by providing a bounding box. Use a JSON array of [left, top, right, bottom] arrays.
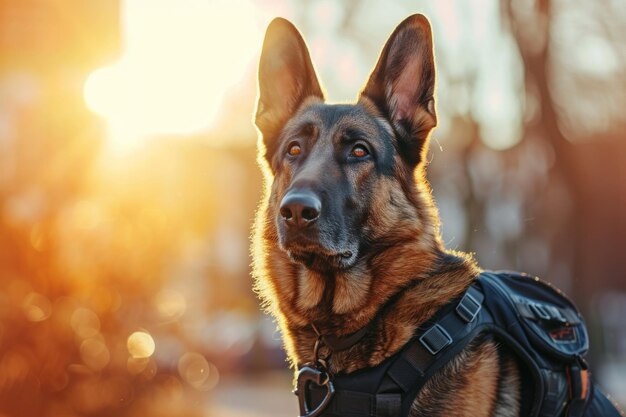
[[279, 191, 321, 228]]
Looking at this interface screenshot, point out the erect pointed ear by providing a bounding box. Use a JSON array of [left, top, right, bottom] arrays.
[[360, 14, 436, 166], [255, 18, 324, 160]]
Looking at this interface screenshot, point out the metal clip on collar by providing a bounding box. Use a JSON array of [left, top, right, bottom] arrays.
[[295, 332, 335, 417], [295, 365, 335, 417]]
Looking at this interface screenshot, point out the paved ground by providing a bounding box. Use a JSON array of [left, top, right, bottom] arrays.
[[205, 372, 295, 417]]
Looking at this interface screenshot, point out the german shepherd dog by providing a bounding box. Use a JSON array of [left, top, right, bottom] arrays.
[[252, 15, 520, 416]]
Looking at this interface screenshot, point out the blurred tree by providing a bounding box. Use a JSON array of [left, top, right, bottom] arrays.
[[502, 0, 626, 302]]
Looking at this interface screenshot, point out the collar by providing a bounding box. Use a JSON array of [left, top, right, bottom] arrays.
[[310, 321, 373, 353]]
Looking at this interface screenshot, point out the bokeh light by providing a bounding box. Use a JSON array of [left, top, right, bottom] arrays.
[[80, 337, 111, 371], [71, 308, 101, 339], [21, 292, 52, 322], [127, 331, 156, 359], [178, 352, 219, 391], [154, 289, 187, 321]]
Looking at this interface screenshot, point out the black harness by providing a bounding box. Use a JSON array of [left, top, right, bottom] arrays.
[[295, 271, 622, 417]]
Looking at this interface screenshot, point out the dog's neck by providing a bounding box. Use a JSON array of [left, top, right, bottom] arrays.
[[254, 177, 480, 374], [285, 249, 479, 374]]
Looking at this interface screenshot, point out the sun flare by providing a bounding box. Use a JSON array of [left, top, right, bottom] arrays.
[[83, 0, 262, 151]]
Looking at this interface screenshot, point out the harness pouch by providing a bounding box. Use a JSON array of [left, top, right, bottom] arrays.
[[480, 272, 622, 417], [479, 271, 588, 361]]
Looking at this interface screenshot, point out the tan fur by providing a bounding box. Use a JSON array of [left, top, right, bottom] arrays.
[[409, 339, 503, 417], [297, 268, 325, 310], [493, 357, 522, 417], [333, 263, 371, 314]]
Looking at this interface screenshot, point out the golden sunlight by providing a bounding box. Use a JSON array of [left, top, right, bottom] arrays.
[[83, 0, 262, 151]]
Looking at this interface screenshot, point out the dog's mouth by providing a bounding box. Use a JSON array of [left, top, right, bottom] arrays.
[[277, 218, 360, 271], [286, 245, 358, 271]]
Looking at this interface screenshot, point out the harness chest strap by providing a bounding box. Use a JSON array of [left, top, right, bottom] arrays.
[[299, 286, 486, 417]]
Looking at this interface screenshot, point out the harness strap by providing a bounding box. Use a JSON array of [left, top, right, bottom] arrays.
[[383, 284, 487, 417], [308, 386, 368, 415], [565, 357, 591, 417], [304, 284, 487, 417], [376, 393, 402, 417], [309, 386, 403, 417]]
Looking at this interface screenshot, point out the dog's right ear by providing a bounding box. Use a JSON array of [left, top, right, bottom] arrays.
[[255, 18, 324, 160]]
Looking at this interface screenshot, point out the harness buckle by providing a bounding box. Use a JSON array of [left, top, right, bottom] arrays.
[[530, 303, 552, 320], [419, 324, 452, 355], [295, 366, 335, 417], [456, 289, 482, 323], [530, 302, 569, 325]]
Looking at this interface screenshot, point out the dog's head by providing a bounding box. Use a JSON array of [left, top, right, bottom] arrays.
[[253, 15, 444, 327]]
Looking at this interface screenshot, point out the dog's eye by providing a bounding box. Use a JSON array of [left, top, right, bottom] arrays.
[[350, 145, 369, 158], [287, 143, 302, 156]]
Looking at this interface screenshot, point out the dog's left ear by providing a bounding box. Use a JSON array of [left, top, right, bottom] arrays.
[[360, 14, 436, 166]]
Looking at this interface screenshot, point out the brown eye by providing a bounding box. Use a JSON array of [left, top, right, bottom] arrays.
[[350, 145, 369, 158], [287, 143, 301, 156]]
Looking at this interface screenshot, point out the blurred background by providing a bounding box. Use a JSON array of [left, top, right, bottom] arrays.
[[0, 0, 624, 416]]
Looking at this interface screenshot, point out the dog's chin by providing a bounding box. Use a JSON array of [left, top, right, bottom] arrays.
[[286, 246, 358, 272]]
